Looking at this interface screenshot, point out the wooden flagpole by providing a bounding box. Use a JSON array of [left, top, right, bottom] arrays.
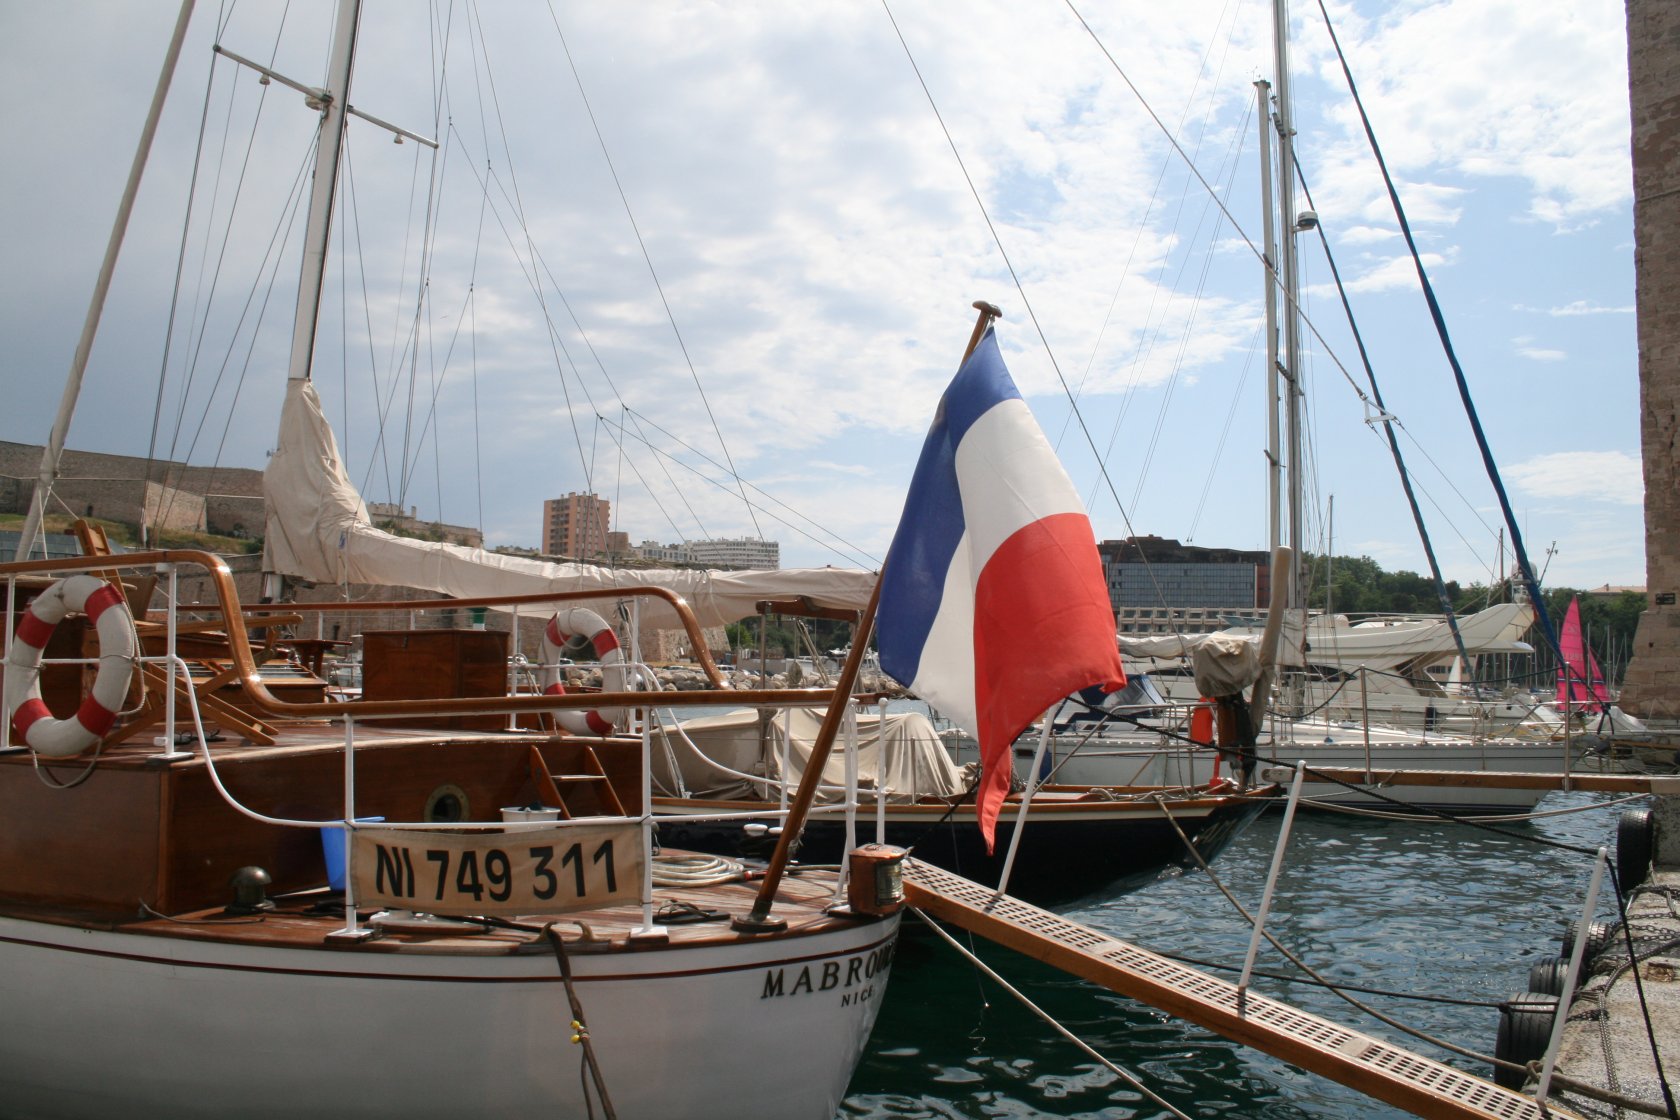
[[735, 301, 1000, 931]]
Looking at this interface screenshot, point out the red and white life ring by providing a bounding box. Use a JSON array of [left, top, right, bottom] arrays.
[[538, 607, 626, 736], [5, 575, 137, 757]]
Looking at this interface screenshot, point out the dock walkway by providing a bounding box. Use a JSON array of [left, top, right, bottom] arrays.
[[903, 858, 1581, 1120]]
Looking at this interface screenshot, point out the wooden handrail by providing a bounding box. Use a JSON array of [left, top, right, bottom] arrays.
[[1, 550, 839, 722]]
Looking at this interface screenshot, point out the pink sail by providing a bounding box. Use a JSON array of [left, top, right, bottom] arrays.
[[1556, 597, 1608, 713]]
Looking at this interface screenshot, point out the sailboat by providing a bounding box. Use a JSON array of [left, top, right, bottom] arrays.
[[0, 4, 901, 1116], [1131, 600, 1563, 738], [1013, 2, 1597, 815], [646, 700, 1268, 906], [1555, 596, 1609, 714]]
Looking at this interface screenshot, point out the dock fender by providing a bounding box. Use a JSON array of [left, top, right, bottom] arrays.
[[538, 607, 626, 735], [1559, 918, 1617, 962], [1492, 991, 1556, 1089], [1525, 955, 1568, 997], [1616, 807, 1656, 889], [4, 574, 138, 756]]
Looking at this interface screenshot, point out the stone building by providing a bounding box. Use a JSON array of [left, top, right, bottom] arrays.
[[1616, 0, 1680, 719], [0, 440, 262, 537]]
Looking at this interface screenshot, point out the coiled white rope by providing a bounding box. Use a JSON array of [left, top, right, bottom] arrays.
[[650, 854, 744, 888]]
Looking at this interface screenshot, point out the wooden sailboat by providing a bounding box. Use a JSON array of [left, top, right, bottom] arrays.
[[1, 4, 900, 1116]]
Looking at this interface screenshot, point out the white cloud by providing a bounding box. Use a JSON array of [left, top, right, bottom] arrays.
[[1307, 0, 1631, 230], [1336, 225, 1401, 246], [1506, 451, 1643, 505], [1545, 300, 1635, 317], [1512, 337, 1567, 362]]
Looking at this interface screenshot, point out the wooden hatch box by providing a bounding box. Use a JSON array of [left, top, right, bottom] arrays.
[[360, 629, 509, 730]]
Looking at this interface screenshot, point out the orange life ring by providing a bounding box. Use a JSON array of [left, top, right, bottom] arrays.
[[538, 607, 626, 735], [4, 575, 137, 756]]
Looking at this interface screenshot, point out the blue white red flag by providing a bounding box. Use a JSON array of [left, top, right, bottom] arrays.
[[877, 327, 1125, 852]]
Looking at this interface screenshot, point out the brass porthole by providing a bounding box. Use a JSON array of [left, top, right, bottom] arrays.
[[423, 783, 470, 823]]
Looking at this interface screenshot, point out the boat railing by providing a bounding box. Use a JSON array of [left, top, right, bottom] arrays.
[[2, 551, 880, 933]]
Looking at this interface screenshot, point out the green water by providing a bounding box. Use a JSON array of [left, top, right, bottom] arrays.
[[841, 791, 1632, 1118]]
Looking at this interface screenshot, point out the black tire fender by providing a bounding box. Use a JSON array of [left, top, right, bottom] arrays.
[[1493, 991, 1557, 1090]]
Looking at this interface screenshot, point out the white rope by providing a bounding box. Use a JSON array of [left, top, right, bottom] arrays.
[[650, 854, 743, 888]]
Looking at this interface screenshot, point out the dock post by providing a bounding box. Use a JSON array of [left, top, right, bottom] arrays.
[[1535, 846, 1609, 1105], [1239, 761, 1306, 1012]]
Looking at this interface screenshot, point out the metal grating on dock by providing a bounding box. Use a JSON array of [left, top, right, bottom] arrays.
[[902, 859, 1580, 1120]]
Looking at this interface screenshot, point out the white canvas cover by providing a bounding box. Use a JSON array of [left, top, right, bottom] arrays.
[[263, 379, 876, 629], [650, 707, 966, 803], [1192, 633, 1262, 697]]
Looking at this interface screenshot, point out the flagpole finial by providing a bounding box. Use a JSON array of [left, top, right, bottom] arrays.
[[963, 301, 1003, 363]]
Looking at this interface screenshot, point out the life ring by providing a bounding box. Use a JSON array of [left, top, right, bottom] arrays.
[[538, 607, 626, 735], [5, 575, 137, 757]]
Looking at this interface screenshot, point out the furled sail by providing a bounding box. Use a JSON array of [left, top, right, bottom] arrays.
[[262, 379, 876, 629]]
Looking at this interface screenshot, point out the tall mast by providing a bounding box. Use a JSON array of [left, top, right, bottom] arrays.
[[1255, 79, 1282, 557], [286, 0, 362, 385], [1271, 0, 1306, 615]]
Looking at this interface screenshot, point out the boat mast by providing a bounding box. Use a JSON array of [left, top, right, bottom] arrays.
[[260, 0, 361, 600], [1255, 80, 1282, 557], [287, 0, 362, 386], [14, 1, 196, 562], [1271, 0, 1306, 619]]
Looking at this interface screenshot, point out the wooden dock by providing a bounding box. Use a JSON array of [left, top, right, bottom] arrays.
[[1258, 767, 1680, 794], [902, 858, 1581, 1120]]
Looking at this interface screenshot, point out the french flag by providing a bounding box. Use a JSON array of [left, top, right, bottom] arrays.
[[877, 327, 1125, 852]]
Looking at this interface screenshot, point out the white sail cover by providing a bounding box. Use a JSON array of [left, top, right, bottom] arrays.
[[651, 707, 967, 802], [263, 379, 876, 629]]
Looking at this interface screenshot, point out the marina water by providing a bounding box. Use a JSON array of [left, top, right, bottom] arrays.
[[842, 790, 1629, 1118]]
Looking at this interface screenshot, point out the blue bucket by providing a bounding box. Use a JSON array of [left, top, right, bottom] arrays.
[[321, 817, 384, 891]]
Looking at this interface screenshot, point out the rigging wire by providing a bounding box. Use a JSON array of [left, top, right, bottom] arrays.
[[466, 3, 595, 498], [541, 0, 765, 541], [595, 413, 880, 569], [1124, 123, 1253, 519], [1293, 162, 1476, 672], [880, 0, 1190, 636], [157, 44, 311, 532], [1059, 0, 1249, 456], [607, 408, 881, 568], [1309, 0, 1563, 666], [1061, 0, 1376, 417], [910, 908, 1196, 1120], [1185, 321, 1262, 541], [144, 12, 232, 546], [440, 139, 717, 544]]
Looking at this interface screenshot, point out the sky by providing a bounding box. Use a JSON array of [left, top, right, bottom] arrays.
[[0, 0, 1642, 595]]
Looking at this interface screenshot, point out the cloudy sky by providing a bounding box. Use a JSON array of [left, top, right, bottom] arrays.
[[1, 0, 1641, 594]]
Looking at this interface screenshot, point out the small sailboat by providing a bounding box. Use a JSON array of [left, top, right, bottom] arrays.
[[1555, 596, 1609, 714]]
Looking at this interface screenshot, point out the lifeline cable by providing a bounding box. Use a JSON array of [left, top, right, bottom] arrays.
[[1151, 795, 1533, 1080], [910, 906, 1196, 1120]]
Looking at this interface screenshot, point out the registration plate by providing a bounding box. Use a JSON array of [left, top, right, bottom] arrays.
[[350, 823, 644, 916]]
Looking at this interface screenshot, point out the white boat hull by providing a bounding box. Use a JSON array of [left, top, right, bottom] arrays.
[[0, 912, 898, 1120], [1041, 729, 1577, 813]]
